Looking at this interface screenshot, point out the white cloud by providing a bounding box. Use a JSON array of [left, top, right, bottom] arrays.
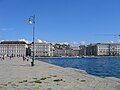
[[60, 42, 69, 45], [0, 40, 4, 42], [110, 41, 114, 43], [1, 40, 4, 41], [43, 41, 47, 43], [37, 39, 48, 43], [73, 42, 78, 44], [80, 41, 85, 45], [117, 39, 120, 43], [18, 39, 29, 43], [106, 41, 114, 43], [70, 42, 79, 46], [0, 28, 14, 31], [37, 39, 43, 43]]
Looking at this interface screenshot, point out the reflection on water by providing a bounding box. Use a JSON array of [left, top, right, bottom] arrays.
[[37, 57, 120, 78]]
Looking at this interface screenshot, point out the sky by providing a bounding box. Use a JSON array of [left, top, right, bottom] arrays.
[[0, 0, 120, 44]]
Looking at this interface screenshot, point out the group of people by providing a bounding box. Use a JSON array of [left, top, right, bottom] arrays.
[[0, 55, 14, 60], [0, 55, 30, 62]]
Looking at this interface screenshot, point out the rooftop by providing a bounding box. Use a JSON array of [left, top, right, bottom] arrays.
[[0, 41, 27, 44]]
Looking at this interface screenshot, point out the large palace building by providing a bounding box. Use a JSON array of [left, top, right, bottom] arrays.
[[30, 42, 53, 57], [0, 41, 28, 57], [86, 43, 120, 56]]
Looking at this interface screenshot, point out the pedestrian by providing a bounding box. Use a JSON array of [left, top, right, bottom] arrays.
[[23, 56, 25, 61], [10, 56, 12, 60], [27, 56, 29, 61], [2, 55, 4, 60]]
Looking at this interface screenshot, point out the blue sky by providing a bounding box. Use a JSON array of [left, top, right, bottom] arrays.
[[0, 0, 120, 44]]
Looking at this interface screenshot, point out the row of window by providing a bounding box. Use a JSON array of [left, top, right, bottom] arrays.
[[31, 48, 50, 50], [99, 51, 120, 53], [0, 49, 25, 51], [98, 49, 120, 51], [0, 53, 25, 57], [0, 50, 25, 52]]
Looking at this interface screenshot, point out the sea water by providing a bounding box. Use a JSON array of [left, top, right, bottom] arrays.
[[37, 57, 120, 78]]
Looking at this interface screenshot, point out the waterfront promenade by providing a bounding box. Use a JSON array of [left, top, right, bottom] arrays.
[[0, 57, 120, 90]]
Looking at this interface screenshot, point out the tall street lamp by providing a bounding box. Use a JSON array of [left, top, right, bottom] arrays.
[[28, 15, 35, 66]]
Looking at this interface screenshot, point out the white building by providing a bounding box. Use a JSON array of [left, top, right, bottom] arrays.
[[95, 43, 120, 56], [86, 43, 120, 56], [96, 43, 109, 56], [0, 41, 28, 57], [31, 42, 53, 57]]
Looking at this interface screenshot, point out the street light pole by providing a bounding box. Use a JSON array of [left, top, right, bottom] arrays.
[[28, 15, 35, 66]]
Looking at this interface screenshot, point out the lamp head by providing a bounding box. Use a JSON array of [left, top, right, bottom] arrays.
[[28, 18, 33, 24]]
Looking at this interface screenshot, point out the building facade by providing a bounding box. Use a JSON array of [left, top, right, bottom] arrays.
[[96, 43, 120, 56], [53, 44, 80, 57], [79, 45, 86, 56], [53, 44, 71, 57], [86, 43, 120, 56], [0, 41, 28, 57], [31, 42, 53, 57], [71, 46, 80, 57], [86, 44, 97, 56]]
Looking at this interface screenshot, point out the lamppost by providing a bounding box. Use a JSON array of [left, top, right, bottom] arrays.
[[28, 15, 35, 66]]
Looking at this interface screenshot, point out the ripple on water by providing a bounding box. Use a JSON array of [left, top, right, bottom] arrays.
[[38, 57, 120, 78]]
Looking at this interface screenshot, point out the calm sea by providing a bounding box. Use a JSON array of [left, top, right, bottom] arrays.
[[37, 57, 120, 78]]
